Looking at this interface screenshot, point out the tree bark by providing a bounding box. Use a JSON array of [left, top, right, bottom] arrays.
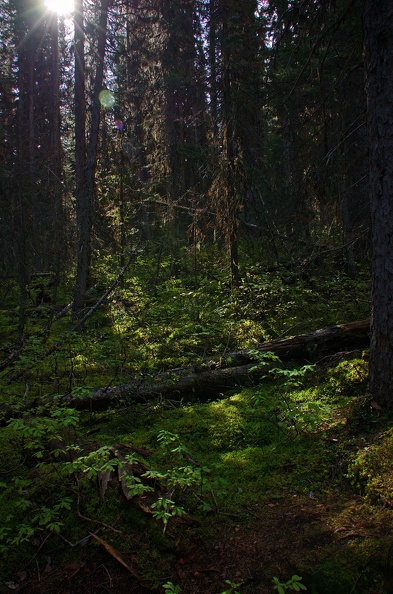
[[364, 1, 393, 406], [73, 0, 110, 319], [86, 0, 110, 224], [73, 0, 88, 318]]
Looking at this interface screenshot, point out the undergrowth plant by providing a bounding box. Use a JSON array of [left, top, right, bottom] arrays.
[[272, 574, 307, 593], [0, 254, 369, 403], [249, 352, 319, 435], [143, 430, 212, 530], [221, 578, 243, 593], [64, 429, 212, 533], [0, 401, 80, 555], [163, 581, 182, 593], [0, 410, 212, 562]]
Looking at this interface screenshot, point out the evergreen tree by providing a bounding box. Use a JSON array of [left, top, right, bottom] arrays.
[[73, 0, 111, 318], [263, 0, 367, 267], [209, 0, 264, 285], [364, 0, 393, 407], [7, 0, 64, 332]]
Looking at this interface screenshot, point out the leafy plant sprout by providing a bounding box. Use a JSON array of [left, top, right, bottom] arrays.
[[221, 578, 243, 593], [272, 574, 307, 593], [162, 580, 182, 593]]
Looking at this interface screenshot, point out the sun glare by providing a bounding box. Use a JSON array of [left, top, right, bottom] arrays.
[[44, 0, 74, 16]]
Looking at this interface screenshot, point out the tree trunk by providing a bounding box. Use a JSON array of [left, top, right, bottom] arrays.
[[220, 0, 240, 288], [48, 14, 64, 293], [73, 0, 88, 318], [209, 0, 218, 139], [364, 1, 393, 407], [14, 0, 36, 335], [86, 0, 110, 226], [73, 0, 110, 320]]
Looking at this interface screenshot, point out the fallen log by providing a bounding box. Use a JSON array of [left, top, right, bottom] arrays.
[[63, 319, 370, 409], [225, 318, 370, 365]]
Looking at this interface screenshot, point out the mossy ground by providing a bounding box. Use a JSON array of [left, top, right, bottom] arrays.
[[1, 355, 392, 593], [1, 254, 390, 593]]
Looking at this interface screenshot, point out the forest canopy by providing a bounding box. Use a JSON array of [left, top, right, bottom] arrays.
[[0, 0, 369, 289]]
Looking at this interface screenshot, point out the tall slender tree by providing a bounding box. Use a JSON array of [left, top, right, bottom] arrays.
[[364, 1, 393, 407], [73, 0, 88, 317], [73, 0, 111, 318], [209, 0, 264, 286], [11, 0, 64, 332]]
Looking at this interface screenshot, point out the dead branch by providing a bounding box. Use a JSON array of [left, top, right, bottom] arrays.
[[71, 248, 138, 333]]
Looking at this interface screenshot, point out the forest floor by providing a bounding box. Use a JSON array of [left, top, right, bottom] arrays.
[[5, 357, 393, 594], [22, 493, 353, 593], [2, 263, 391, 594], [23, 489, 393, 594]]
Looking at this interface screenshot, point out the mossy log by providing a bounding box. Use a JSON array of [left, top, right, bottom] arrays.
[[64, 319, 370, 409], [226, 318, 370, 365]]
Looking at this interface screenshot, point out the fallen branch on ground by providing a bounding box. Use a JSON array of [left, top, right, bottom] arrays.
[[62, 318, 370, 409]]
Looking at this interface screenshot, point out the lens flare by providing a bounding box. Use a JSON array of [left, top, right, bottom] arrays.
[[44, 0, 74, 15], [99, 90, 115, 110]]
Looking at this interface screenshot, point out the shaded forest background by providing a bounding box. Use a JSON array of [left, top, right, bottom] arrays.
[[0, 0, 369, 317]]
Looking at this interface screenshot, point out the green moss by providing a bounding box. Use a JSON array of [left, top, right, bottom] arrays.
[[310, 560, 358, 594], [348, 428, 393, 503]]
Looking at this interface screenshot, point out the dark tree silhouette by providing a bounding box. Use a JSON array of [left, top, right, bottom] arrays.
[[364, 1, 393, 406]]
